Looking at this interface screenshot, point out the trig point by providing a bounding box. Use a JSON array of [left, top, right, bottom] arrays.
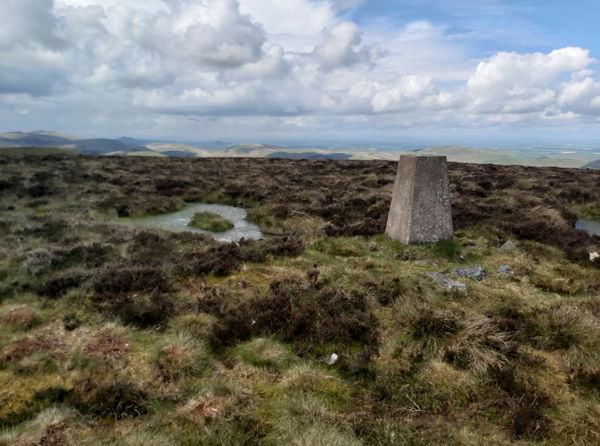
[[385, 155, 453, 244]]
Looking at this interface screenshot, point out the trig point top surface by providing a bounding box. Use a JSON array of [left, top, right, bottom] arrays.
[[385, 154, 453, 244]]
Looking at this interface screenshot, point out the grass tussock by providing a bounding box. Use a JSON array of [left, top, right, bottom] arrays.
[[0, 306, 42, 330], [0, 407, 76, 446], [152, 332, 211, 383], [529, 304, 600, 374], [230, 337, 296, 371], [188, 211, 234, 232]]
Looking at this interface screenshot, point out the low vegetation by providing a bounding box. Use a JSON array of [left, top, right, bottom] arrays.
[[0, 153, 599, 444], [188, 211, 234, 232]]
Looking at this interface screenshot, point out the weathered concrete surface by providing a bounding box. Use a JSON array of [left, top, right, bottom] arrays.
[[499, 240, 517, 251], [386, 155, 453, 244]]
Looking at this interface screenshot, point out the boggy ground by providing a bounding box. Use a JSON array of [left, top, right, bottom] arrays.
[[0, 154, 600, 445]]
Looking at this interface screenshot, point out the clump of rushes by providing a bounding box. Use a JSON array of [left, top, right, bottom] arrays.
[[187, 212, 234, 232]]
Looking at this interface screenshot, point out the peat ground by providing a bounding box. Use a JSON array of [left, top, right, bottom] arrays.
[[0, 154, 599, 445]]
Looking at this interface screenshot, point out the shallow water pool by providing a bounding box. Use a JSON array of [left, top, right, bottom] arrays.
[[576, 219, 600, 236], [125, 203, 263, 242]]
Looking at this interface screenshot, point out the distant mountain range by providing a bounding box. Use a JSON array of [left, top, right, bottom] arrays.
[[0, 131, 150, 154], [0, 130, 598, 168], [0, 131, 364, 159], [584, 159, 600, 169]]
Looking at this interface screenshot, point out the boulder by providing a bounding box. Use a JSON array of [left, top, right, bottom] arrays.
[[498, 264, 513, 277], [425, 272, 467, 291], [450, 265, 486, 281]]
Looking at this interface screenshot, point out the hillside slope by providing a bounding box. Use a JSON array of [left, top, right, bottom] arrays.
[[0, 131, 154, 155], [0, 146, 76, 156], [0, 155, 599, 444], [584, 159, 600, 168]]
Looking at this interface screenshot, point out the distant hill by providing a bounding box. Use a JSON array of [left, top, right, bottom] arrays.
[[0, 131, 595, 167], [0, 131, 81, 148], [116, 136, 150, 145], [267, 151, 351, 160], [161, 150, 198, 157], [584, 159, 600, 169], [64, 138, 149, 155], [0, 131, 154, 155], [415, 146, 519, 164], [224, 144, 280, 156], [415, 146, 587, 168], [0, 146, 77, 156]]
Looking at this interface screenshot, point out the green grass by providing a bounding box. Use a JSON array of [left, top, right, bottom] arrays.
[[574, 203, 600, 220], [187, 212, 234, 232]]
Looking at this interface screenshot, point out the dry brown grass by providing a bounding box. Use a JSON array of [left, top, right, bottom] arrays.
[[83, 327, 128, 359], [2, 335, 56, 363], [0, 307, 41, 329]]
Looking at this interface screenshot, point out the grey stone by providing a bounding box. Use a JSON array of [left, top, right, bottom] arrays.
[[498, 264, 513, 277], [425, 272, 467, 291], [386, 155, 453, 244], [450, 265, 486, 281], [324, 353, 338, 365], [499, 240, 517, 251]]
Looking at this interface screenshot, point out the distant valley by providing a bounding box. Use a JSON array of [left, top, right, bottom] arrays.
[[1, 130, 598, 168]]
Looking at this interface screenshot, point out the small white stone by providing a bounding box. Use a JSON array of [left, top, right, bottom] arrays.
[[590, 252, 599, 262], [325, 353, 338, 365]]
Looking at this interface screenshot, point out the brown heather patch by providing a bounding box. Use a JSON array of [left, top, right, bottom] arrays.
[[21, 422, 67, 446], [2, 335, 56, 362], [83, 329, 128, 359], [0, 307, 41, 329]]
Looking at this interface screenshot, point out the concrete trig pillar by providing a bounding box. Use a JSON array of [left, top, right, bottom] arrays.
[[385, 155, 453, 244]]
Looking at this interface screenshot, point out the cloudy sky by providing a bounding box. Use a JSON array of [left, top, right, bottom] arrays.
[[2, 0, 600, 145]]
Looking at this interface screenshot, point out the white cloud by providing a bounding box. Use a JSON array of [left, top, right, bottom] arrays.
[[372, 75, 438, 112], [238, 0, 334, 38], [467, 47, 595, 114], [559, 77, 600, 114], [0, 0, 65, 50], [312, 22, 371, 71], [468, 47, 592, 92], [0, 0, 66, 95], [2, 1, 600, 139]]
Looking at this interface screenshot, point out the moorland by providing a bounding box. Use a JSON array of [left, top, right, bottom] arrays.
[[2, 130, 600, 167], [0, 153, 600, 445]]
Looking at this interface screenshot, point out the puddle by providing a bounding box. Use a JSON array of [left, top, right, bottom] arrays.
[[124, 203, 264, 242], [575, 219, 600, 236]]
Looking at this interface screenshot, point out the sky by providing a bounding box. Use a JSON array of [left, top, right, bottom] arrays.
[[1, 0, 600, 145]]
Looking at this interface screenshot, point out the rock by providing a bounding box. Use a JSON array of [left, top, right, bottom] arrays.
[[590, 252, 599, 262], [324, 353, 339, 365], [386, 155, 453, 244], [425, 272, 467, 291], [498, 264, 513, 277], [450, 265, 486, 281], [499, 240, 517, 251]]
